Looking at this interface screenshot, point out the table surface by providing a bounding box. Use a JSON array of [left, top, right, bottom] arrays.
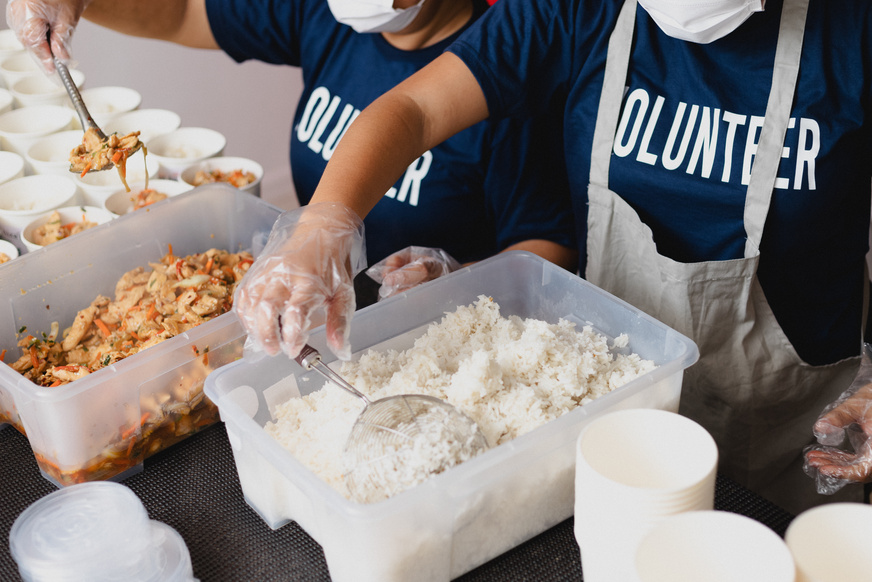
[[0, 421, 796, 582]]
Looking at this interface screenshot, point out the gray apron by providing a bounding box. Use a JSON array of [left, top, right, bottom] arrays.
[[585, 0, 863, 514]]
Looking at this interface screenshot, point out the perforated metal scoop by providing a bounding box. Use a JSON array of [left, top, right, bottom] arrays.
[[295, 344, 489, 503]]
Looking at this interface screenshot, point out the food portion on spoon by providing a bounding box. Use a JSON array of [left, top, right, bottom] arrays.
[[69, 127, 145, 190]]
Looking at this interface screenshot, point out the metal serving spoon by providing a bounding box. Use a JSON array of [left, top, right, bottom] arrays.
[[295, 343, 489, 503]]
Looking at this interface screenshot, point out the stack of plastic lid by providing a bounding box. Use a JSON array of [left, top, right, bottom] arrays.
[[9, 481, 197, 582]]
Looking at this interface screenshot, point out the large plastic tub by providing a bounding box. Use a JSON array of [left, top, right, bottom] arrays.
[[204, 251, 700, 582], [0, 185, 281, 486]]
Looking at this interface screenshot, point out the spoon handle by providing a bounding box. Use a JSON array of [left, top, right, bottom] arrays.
[[50, 53, 107, 140], [295, 344, 371, 405]]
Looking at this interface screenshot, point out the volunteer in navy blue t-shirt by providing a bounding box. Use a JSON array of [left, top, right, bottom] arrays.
[[8, 0, 577, 297], [228, 0, 872, 514]]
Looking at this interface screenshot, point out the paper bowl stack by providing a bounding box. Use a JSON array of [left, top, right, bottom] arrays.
[[574, 409, 719, 582]]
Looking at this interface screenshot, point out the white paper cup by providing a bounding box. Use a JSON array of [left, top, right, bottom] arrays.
[[103, 178, 193, 216], [0, 151, 25, 184], [0, 174, 78, 241], [146, 127, 226, 179], [74, 149, 158, 207], [574, 409, 718, 582], [0, 53, 41, 90], [0, 88, 13, 115], [104, 108, 181, 144], [785, 502, 872, 582], [9, 69, 84, 108], [178, 156, 263, 197], [634, 510, 796, 582], [21, 205, 115, 252], [25, 130, 83, 176], [9, 481, 196, 582], [80, 86, 142, 127], [0, 30, 25, 65], [0, 105, 75, 157]]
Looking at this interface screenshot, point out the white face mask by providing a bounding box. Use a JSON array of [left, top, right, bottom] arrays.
[[638, 0, 765, 44], [327, 0, 427, 34]]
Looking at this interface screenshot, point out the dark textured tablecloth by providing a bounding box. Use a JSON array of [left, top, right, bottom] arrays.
[[0, 422, 795, 582]]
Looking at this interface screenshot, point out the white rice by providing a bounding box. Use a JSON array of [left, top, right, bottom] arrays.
[[265, 295, 657, 502]]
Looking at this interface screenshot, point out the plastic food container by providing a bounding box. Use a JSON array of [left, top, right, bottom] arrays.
[[204, 251, 700, 582], [0, 185, 281, 486]]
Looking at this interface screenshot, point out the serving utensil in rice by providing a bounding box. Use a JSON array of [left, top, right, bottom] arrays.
[[295, 344, 489, 503]]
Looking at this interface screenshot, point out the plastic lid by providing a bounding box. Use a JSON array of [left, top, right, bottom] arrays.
[[9, 481, 196, 582]]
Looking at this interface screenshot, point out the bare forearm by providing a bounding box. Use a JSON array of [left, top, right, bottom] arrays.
[[501, 240, 579, 272], [83, 0, 217, 48]]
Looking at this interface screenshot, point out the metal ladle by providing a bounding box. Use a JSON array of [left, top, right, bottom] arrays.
[[294, 344, 489, 503]]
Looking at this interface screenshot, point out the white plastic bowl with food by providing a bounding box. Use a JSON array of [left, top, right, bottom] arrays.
[[74, 149, 158, 207], [0, 105, 75, 157], [103, 179, 193, 216], [9, 69, 85, 109], [0, 151, 25, 185], [80, 86, 142, 127], [179, 156, 263, 197], [104, 108, 181, 144], [146, 127, 226, 179], [25, 129, 83, 176], [0, 175, 79, 240], [0, 53, 41, 90], [0, 238, 19, 264], [20, 205, 114, 252]]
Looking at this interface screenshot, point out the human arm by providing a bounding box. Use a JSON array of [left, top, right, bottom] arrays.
[[6, 0, 216, 73]]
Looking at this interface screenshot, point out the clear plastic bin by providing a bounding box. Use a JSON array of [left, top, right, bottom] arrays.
[[204, 251, 700, 582], [0, 184, 281, 486]]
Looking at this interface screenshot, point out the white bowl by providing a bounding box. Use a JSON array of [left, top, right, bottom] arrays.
[[80, 86, 141, 127], [0, 88, 13, 115], [786, 502, 872, 582], [146, 127, 225, 179], [0, 53, 41, 90], [74, 149, 158, 207], [103, 108, 181, 144], [179, 156, 263, 197], [0, 151, 26, 184], [10, 69, 85, 108], [0, 238, 19, 263], [0, 174, 79, 240], [24, 129, 83, 176], [103, 178, 193, 216], [0, 30, 25, 64], [0, 105, 75, 156], [20, 204, 114, 252]]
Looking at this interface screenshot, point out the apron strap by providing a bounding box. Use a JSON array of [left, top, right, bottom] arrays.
[[589, 0, 637, 187], [743, 0, 809, 257]]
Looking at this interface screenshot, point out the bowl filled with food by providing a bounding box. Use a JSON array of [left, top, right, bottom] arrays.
[[103, 179, 194, 216], [0, 238, 19, 264], [0, 185, 282, 487], [145, 127, 226, 179], [20, 205, 115, 252], [0, 174, 79, 242], [74, 148, 158, 207], [179, 156, 263, 197]]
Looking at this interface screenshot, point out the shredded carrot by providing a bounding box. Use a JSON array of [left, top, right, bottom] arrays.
[[79, 159, 93, 178], [30, 345, 39, 369], [94, 319, 111, 338], [129, 330, 141, 341], [49, 380, 62, 387], [147, 305, 158, 321], [191, 345, 199, 356], [112, 150, 123, 164], [0, 348, 5, 362], [204, 256, 214, 275]]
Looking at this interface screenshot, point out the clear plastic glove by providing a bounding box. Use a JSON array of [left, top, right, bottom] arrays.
[[803, 343, 872, 494], [366, 246, 461, 301], [234, 202, 366, 362], [5, 0, 91, 73]]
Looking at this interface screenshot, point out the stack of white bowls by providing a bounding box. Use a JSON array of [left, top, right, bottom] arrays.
[[574, 408, 719, 582]]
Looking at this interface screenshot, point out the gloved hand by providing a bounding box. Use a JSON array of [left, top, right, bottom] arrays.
[[234, 202, 366, 361], [803, 343, 872, 494], [366, 246, 461, 301], [5, 0, 91, 73]]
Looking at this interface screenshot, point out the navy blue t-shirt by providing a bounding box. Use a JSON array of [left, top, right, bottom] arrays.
[[450, 0, 872, 365], [205, 0, 574, 266]]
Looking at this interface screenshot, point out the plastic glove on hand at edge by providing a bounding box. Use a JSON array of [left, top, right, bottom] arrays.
[[5, 0, 91, 73], [233, 201, 366, 362], [366, 245, 461, 301]]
